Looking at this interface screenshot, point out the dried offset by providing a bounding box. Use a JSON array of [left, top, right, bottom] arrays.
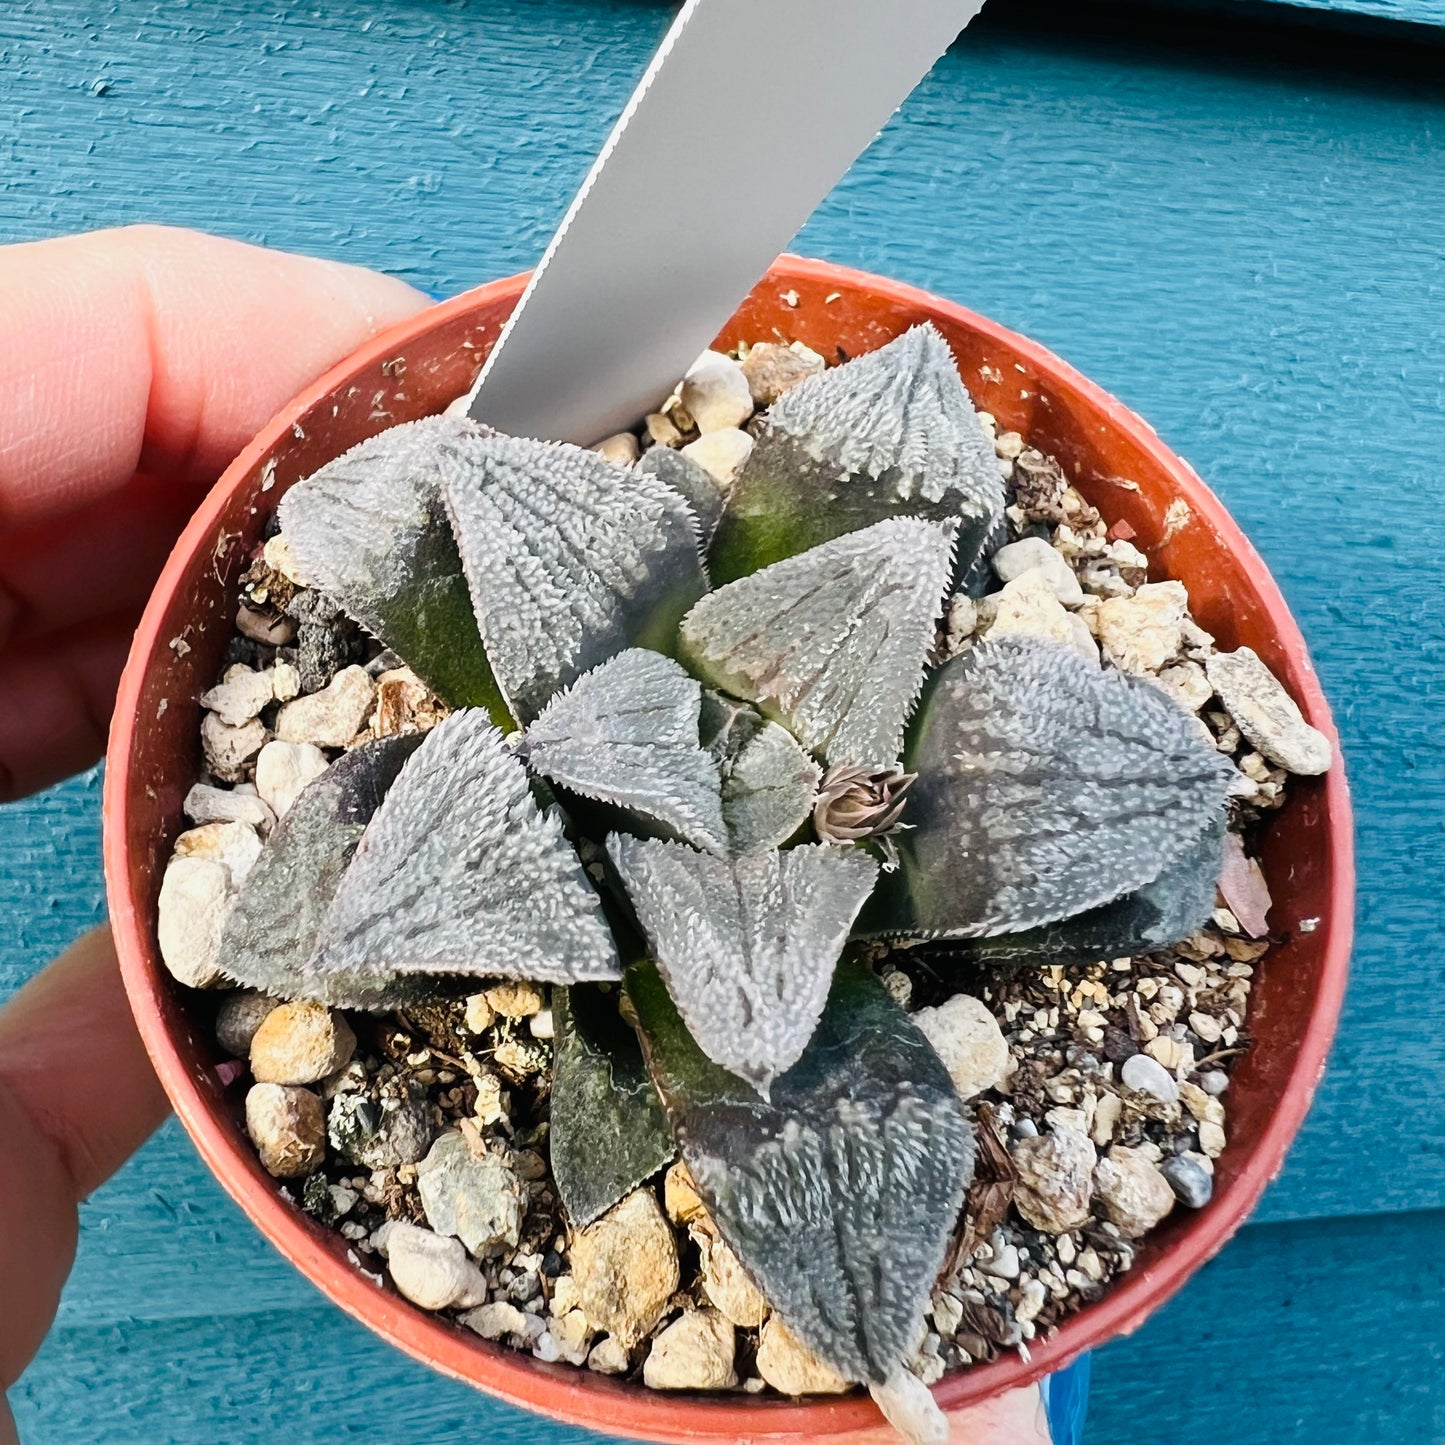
[[627, 956, 973, 1387], [440, 432, 707, 722], [885, 635, 1233, 938], [608, 837, 878, 1094], [309, 711, 620, 992], [550, 985, 675, 1227], [709, 324, 1003, 585], [277, 416, 507, 719], [525, 649, 726, 855], [217, 734, 426, 1008], [680, 518, 954, 767]]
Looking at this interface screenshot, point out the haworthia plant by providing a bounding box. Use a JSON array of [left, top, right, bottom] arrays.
[[277, 416, 510, 723], [627, 955, 973, 1388], [524, 649, 727, 856], [439, 432, 707, 722], [878, 635, 1235, 939], [703, 699, 821, 856], [680, 517, 954, 767], [217, 734, 426, 1007], [308, 710, 621, 991], [549, 984, 674, 1228], [708, 323, 1003, 586], [608, 836, 879, 1094]]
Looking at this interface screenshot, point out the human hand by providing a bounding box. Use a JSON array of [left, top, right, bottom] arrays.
[[0, 227, 1055, 1444]]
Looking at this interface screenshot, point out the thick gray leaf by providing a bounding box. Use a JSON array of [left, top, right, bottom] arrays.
[[439, 432, 707, 722], [709, 324, 1003, 586], [884, 635, 1234, 938], [525, 649, 726, 855], [607, 836, 878, 1094], [550, 985, 675, 1228], [638, 445, 727, 545], [308, 710, 620, 992], [700, 693, 821, 856], [217, 735, 425, 1008], [680, 518, 954, 767], [628, 955, 973, 1386], [277, 416, 509, 720]]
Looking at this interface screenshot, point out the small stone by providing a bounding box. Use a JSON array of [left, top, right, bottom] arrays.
[[245, 1082, 325, 1178], [1199, 1070, 1230, 1097], [329, 1087, 435, 1169], [1121, 1052, 1179, 1104], [1091, 1090, 1122, 1147], [911, 994, 1009, 1101], [643, 1308, 737, 1391], [1205, 647, 1330, 775], [1151, 660, 1213, 713], [644, 411, 683, 449], [271, 661, 302, 702], [200, 665, 275, 726], [250, 1001, 356, 1085], [592, 431, 641, 466], [200, 712, 268, 782], [158, 855, 239, 988], [173, 820, 263, 880], [936, 593, 978, 661], [463, 993, 496, 1034], [1197, 1120, 1227, 1158], [587, 1336, 631, 1375], [183, 782, 276, 835], [463, 1300, 529, 1340], [386, 1221, 488, 1311], [215, 990, 281, 1057], [991, 537, 1084, 606], [1145, 1035, 1185, 1071], [275, 664, 376, 748], [1094, 1146, 1176, 1238], [528, 1007, 555, 1040], [1161, 1153, 1214, 1208], [1096, 581, 1188, 674], [664, 1160, 708, 1226], [373, 666, 444, 737], [254, 739, 329, 817], [680, 350, 753, 433], [236, 604, 296, 646], [416, 1131, 525, 1256], [739, 341, 825, 407], [994, 429, 1025, 460], [700, 1232, 769, 1328], [1189, 1011, 1223, 1044], [681, 427, 753, 485], [485, 980, 543, 1019], [550, 1307, 595, 1365], [1012, 1125, 1097, 1233], [987, 571, 1097, 662], [571, 1188, 679, 1346], [262, 533, 305, 584], [980, 1242, 1020, 1280], [1219, 831, 1273, 938]]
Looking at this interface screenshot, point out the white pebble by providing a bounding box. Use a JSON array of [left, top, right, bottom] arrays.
[[680, 350, 753, 433], [912, 994, 1009, 1101], [255, 739, 329, 817], [200, 664, 274, 726], [681, 427, 753, 485], [1121, 1052, 1179, 1104], [991, 537, 1084, 607], [275, 665, 375, 749], [386, 1222, 488, 1311]]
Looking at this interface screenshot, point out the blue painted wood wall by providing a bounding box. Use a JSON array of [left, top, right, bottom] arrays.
[[2, 2, 1442, 1440]]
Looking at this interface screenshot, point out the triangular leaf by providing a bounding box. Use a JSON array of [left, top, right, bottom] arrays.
[[883, 635, 1233, 938], [680, 518, 954, 767], [550, 984, 675, 1228], [524, 649, 727, 855], [709, 324, 1003, 586], [217, 734, 427, 1008], [277, 416, 509, 722], [439, 432, 707, 722], [639, 445, 727, 545], [607, 836, 878, 1094], [627, 955, 973, 1387], [308, 710, 620, 992]]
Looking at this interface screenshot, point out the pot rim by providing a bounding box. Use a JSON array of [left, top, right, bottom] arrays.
[[104, 254, 1354, 1442]]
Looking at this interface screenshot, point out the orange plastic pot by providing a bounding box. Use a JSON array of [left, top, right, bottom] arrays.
[[104, 257, 1354, 1443]]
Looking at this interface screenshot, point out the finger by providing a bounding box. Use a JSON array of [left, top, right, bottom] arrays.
[[0, 224, 429, 530], [0, 611, 135, 800], [0, 926, 168, 1200]]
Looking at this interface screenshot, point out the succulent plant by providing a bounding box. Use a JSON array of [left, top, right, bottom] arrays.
[[216, 324, 1232, 1436]]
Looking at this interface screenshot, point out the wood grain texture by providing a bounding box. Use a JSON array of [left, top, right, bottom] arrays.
[[0, 1, 1441, 1438]]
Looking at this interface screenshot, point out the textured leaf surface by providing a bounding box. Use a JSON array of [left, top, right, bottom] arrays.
[[550, 985, 675, 1228], [217, 735, 425, 1008], [638, 445, 727, 545], [277, 416, 508, 721], [608, 836, 878, 1093], [309, 711, 620, 992], [525, 649, 726, 855], [709, 324, 1003, 585], [886, 635, 1234, 938], [440, 432, 707, 722], [628, 956, 973, 1386], [681, 518, 954, 767]]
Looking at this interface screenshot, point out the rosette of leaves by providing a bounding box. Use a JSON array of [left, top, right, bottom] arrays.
[[214, 324, 1232, 1437]]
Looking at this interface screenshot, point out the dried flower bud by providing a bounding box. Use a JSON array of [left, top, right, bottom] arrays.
[[813, 763, 915, 844]]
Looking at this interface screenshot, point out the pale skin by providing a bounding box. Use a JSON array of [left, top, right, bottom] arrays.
[[0, 226, 1053, 1445]]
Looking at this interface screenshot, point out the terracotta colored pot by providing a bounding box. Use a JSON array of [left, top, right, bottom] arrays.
[[104, 257, 1354, 1443]]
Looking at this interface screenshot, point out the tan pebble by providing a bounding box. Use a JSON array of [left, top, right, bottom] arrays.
[[645, 412, 683, 449], [571, 1189, 679, 1346], [236, 604, 296, 646], [270, 660, 302, 702], [756, 1315, 851, 1395], [1096, 581, 1188, 674], [485, 980, 543, 1019], [245, 1082, 325, 1177], [254, 739, 329, 817], [262, 534, 306, 585], [587, 1335, 631, 1375], [1012, 1125, 1097, 1233], [681, 427, 753, 485], [680, 350, 753, 433], [157, 856, 236, 988], [738, 340, 825, 407], [591, 431, 641, 466], [1090, 1091, 1122, 1147], [1093, 1145, 1175, 1238], [200, 711, 268, 782], [173, 821, 263, 880], [663, 1159, 708, 1226], [912, 994, 1009, 1101], [200, 665, 275, 726], [642, 1308, 737, 1391], [250, 1000, 356, 1085], [1145, 1035, 1184, 1071], [463, 993, 496, 1034], [215, 990, 281, 1057], [274, 665, 375, 748], [1198, 1120, 1227, 1157], [699, 1232, 769, 1328]]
